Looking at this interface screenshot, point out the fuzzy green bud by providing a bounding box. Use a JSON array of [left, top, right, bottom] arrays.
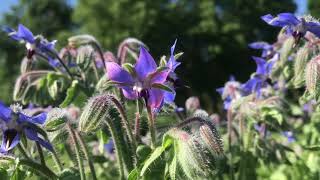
[[293, 45, 310, 87], [79, 94, 112, 133], [305, 55, 320, 96], [76, 45, 94, 70], [199, 124, 224, 156], [68, 34, 98, 48]]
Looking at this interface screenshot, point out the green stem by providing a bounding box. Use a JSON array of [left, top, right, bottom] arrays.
[[134, 100, 141, 141], [67, 124, 86, 180], [19, 159, 58, 179], [93, 42, 106, 70], [146, 106, 156, 149], [36, 142, 46, 166], [109, 95, 136, 150], [75, 131, 97, 180], [51, 147, 63, 172], [17, 144, 30, 160], [105, 121, 125, 180]]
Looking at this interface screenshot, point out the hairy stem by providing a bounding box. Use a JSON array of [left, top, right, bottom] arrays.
[[67, 124, 86, 180], [51, 147, 63, 172], [105, 120, 125, 180], [109, 95, 136, 150], [75, 131, 97, 180], [17, 143, 31, 160], [92, 42, 106, 70], [146, 106, 156, 149], [36, 142, 46, 166], [19, 159, 58, 179], [134, 100, 141, 142]]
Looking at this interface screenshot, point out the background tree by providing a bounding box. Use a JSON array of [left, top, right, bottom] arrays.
[[0, 0, 73, 103], [74, 0, 296, 111], [309, 0, 320, 17]]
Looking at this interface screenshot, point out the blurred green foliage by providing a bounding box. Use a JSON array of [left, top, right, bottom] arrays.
[[0, 0, 296, 111]]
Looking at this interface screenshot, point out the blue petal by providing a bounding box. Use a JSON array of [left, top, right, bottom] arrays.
[[261, 13, 299, 27], [0, 102, 12, 123], [148, 88, 165, 109], [30, 112, 47, 124], [135, 47, 157, 80], [37, 138, 53, 152], [151, 70, 170, 84], [216, 87, 224, 95], [17, 24, 35, 43], [249, 42, 272, 50], [252, 56, 267, 75], [106, 62, 134, 85], [164, 90, 176, 103], [306, 22, 320, 38], [121, 87, 138, 100]]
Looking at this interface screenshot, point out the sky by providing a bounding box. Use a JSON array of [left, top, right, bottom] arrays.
[[0, 0, 309, 16]]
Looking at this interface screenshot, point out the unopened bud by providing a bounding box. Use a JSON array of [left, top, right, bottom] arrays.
[[13, 71, 49, 101], [199, 124, 223, 156], [279, 37, 295, 68], [293, 45, 310, 87], [117, 38, 146, 64], [185, 96, 200, 112], [76, 45, 94, 70], [68, 34, 98, 48], [305, 55, 320, 95], [79, 94, 112, 133]]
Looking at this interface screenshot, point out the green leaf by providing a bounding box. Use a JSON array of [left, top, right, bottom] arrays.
[[174, 52, 183, 60], [128, 168, 139, 180], [159, 55, 167, 67], [44, 117, 66, 132], [60, 81, 78, 108], [122, 63, 135, 75], [152, 83, 173, 92], [10, 166, 26, 180], [140, 147, 166, 176], [19, 159, 58, 179], [169, 154, 177, 180], [58, 168, 80, 180]]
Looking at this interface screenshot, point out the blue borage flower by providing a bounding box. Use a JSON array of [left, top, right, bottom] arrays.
[[0, 102, 53, 153], [282, 131, 295, 143], [3, 24, 59, 67], [242, 54, 278, 97], [217, 76, 243, 110], [104, 140, 114, 154], [261, 13, 320, 41], [164, 39, 181, 104], [106, 47, 170, 109]]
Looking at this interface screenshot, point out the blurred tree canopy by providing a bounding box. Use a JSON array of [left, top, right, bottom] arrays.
[[0, 0, 73, 103], [0, 0, 296, 111], [74, 0, 296, 111], [309, 0, 320, 17]]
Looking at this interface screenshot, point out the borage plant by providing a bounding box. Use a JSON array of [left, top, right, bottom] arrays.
[[0, 24, 223, 179]]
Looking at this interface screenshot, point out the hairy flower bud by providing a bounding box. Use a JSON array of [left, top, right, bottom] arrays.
[[117, 38, 146, 64], [199, 124, 224, 156], [68, 34, 98, 48], [293, 45, 310, 87], [76, 45, 94, 70], [45, 108, 68, 132], [13, 71, 50, 101], [185, 96, 200, 112], [79, 94, 112, 133], [20, 56, 34, 73], [305, 55, 320, 95]]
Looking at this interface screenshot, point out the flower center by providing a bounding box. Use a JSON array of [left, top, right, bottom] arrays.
[[4, 129, 18, 150], [133, 82, 143, 93]]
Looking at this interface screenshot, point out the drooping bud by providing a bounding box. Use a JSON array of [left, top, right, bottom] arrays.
[[185, 96, 200, 112], [76, 45, 94, 70], [199, 124, 224, 156], [117, 38, 146, 64], [305, 55, 320, 96], [68, 34, 98, 48], [20, 56, 34, 73], [293, 45, 310, 87], [79, 94, 113, 133], [13, 71, 49, 101]]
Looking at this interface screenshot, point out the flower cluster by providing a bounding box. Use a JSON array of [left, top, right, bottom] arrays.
[[0, 102, 52, 153]]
